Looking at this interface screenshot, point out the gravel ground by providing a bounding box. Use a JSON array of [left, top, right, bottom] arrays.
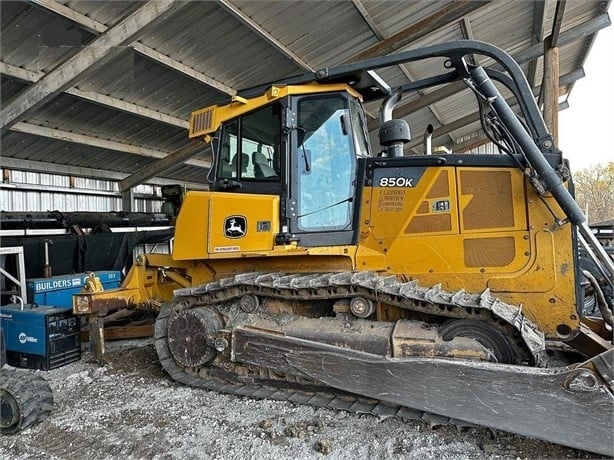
[[0, 339, 608, 460]]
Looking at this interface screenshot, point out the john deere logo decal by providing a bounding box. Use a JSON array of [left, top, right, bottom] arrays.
[[224, 216, 246, 238]]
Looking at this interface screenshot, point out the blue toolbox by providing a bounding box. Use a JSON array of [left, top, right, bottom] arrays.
[[27, 271, 122, 308], [0, 303, 81, 370]]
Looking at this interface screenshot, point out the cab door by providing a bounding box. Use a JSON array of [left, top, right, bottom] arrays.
[[288, 93, 360, 246]]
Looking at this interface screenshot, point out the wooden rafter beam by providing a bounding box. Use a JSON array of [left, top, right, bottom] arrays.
[[460, 17, 479, 67], [119, 142, 208, 191], [28, 0, 234, 95], [22, 0, 234, 97], [351, 0, 384, 40], [27, 0, 107, 34], [0, 1, 182, 134], [527, 0, 549, 87], [550, 0, 568, 47], [347, 0, 491, 62], [131, 43, 234, 95], [0, 61, 188, 129], [218, 0, 313, 71], [10, 122, 210, 169]]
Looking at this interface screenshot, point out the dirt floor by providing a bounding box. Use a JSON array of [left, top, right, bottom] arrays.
[[0, 338, 609, 460]]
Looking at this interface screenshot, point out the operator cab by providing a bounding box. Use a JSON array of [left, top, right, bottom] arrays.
[[207, 88, 371, 246]]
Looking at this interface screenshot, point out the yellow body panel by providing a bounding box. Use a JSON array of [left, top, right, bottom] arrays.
[[207, 193, 280, 255], [368, 167, 460, 239], [171, 191, 358, 275], [173, 191, 280, 259], [173, 192, 210, 260], [358, 167, 532, 274], [358, 165, 578, 338]]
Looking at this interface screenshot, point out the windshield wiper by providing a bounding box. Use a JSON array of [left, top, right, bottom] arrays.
[[297, 196, 353, 218]]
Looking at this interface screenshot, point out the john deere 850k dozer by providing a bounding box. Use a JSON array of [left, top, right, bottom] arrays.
[[74, 40, 613, 456]]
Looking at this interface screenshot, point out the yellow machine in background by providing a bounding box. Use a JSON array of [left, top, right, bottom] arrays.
[[74, 40, 613, 455]]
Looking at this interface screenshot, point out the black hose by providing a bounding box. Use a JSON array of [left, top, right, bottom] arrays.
[[582, 270, 614, 327]]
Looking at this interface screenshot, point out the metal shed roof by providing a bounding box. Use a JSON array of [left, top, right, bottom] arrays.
[[0, 0, 611, 192]]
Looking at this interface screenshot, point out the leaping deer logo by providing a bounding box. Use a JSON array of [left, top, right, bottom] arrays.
[[224, 216, 246, 238]]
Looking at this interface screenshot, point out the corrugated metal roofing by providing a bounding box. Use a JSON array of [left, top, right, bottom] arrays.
[[234, 0, 377, 67], [364, 0, 450, 36], [0, 0, 611, 202]]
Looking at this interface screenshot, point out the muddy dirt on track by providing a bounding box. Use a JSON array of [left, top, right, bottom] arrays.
[[0, 339, 608, 460]]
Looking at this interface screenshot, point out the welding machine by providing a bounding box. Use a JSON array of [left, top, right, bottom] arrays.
[[0, 303, 80, 370]]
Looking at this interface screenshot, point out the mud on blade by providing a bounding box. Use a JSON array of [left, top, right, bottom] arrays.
[[233, 328, 614, 457]]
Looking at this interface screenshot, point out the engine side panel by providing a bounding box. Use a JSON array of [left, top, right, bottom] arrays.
[[173, 191, 280, 260], [358, 157, 578, 338]]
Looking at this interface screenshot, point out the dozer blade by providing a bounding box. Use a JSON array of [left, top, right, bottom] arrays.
[[232, 327, 614, 456]]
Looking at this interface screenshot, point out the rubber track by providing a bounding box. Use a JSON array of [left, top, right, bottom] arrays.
[[0, 369, 54, 434]]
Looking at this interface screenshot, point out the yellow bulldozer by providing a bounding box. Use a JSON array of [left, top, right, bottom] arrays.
[[73, 40, 613, 456]]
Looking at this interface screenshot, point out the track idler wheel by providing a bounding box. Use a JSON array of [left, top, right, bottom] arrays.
[[167, 307, 224, 368], [440, 319, 517, 364]]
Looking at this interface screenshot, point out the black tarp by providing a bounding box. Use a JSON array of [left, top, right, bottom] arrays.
[[1, 229, 174, 280]]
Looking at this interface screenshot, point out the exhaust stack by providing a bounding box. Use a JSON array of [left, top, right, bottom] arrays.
[[423, 124, 433, 155], [378, 90, 410, 157]]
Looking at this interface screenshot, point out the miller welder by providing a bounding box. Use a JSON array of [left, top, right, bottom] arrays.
[[0, 302, 80, 370]]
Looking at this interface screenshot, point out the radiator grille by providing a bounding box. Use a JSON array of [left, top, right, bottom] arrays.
[[189, 107, 216, 138], [460, 170, 514, 230], [463, 237, 515, 267], [405, 214, 452, 233]]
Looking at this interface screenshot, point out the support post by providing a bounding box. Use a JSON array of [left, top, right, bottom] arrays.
[[121, 188, 134, 212], [543, 36, 560, 144]]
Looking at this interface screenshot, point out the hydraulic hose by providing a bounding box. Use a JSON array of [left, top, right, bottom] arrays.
[[582, 269, 614, 327], [470, 66, 614, 288]]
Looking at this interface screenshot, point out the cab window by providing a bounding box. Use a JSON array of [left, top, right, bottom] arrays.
[[217, 103, 281, 180]]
